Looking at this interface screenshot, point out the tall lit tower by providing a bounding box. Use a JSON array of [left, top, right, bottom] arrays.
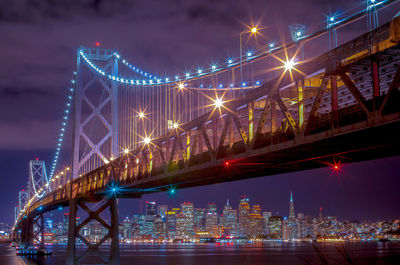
[[289, 191, 295, 220]]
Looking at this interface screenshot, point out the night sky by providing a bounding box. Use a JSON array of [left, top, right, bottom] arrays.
[[1, 0, 400, 225]]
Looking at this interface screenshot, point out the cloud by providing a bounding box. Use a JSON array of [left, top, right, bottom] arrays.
[[0, 120, 57, 150]]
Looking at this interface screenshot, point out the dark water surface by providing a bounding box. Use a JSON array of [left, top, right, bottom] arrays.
[[2, 242, 400, 265]]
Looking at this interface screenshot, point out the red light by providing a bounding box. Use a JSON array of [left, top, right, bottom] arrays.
[[331, 161, 341, 173], [224, 161, 230, 166], [95, 42, 100, 47]]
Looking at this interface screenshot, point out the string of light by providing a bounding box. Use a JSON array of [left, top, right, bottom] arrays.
[[48, 73, 76, 179], [79, 0, 391, 88]]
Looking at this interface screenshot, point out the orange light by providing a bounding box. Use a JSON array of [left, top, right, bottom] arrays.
[[95, 42, 100, 47]]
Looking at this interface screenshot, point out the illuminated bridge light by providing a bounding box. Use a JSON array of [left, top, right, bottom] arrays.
[[284, 59, 296, 71], [173, 123, 179, 129], [144, 137, 151, 145], [251, 27, 258, 33], [178, 83, 185, 90], [214, 97, 223, 108], [138, 112, 145, 119], [123, 148, 129, 154]]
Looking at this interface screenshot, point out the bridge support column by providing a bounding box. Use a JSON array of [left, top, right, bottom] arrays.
[[22, 217, 33, 248], [331, 75, 339, 128], [66, 199, 77, 265], [110, 198, 120, 265], [65, 198, 120, 265]]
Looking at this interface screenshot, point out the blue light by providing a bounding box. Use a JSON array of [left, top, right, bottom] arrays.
[[211, 65, 217, 71], [256, 81, 260, 85], [219, 84, 223, 88], [168, 185, 177, 197], [198, 69, 202, 75], [230, 83, 234, 87], [185, 72, 190, 78], [247, 51, 252, 57], [242, 82, 246, 87], [175, 76, 179, 80], [269, 43, 275, 48]]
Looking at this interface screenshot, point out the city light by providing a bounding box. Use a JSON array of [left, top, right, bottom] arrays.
[[95, 41, 100, 46], [251, 27, 258, 33], [138, 112, 145, 119], [173, 122, 179, 129], [123, 148, 129, 154]]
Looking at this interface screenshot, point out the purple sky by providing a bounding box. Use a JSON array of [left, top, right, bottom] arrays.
[[1, 0, 400, 224]]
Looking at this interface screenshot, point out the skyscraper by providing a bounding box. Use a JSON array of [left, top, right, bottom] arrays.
[[289, 191, 295, 220], [238, 196, 250, 237], [222, 200, 238, 237], [146, 201, 157, 217], [206, 202, 218, 237], [166, 211, 177, 239], [263, 212, 272, 235], [269, 216, 283, 239], [287, 191, 298, 240], [158, 205, 168, 219], [249, 205, 263, 237], [180, 202, 195, 238], [194, 208, 206, 233]]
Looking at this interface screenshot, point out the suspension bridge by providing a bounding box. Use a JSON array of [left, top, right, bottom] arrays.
[[11, 1, 400, 264]]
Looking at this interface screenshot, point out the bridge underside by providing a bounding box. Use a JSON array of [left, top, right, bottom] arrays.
[[125, 114, 400, 194]]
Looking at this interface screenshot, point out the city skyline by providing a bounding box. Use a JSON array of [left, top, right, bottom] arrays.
[[5, 190, 398, 244]]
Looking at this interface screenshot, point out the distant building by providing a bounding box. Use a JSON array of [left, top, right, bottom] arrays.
[[206, 202, 219, 237], [238, 196, 250, 237], [166, 211, 177, 239], [194, 208, 206, 232], [222, 200, 238, 237], [287, 191, 298, 240], [154, 215, 165, 238], [158, 205, 168, 219], [263, 212, 272, 235], [181, 202, 194, 238], [123, 216, 131, 240], [269, 216, 283, 239], [146, 201, 157, 217]]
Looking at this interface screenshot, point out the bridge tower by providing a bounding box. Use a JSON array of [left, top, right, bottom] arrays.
[[72, 47, 119, 178], [28, 160, 49, 199], [18, 189, 28, 213]]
